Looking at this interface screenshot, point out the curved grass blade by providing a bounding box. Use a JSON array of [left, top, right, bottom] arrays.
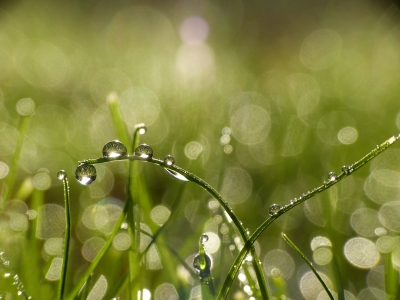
[[80, 153, 270, 298], [282, 233, 334, 300], [216, 134, 400, 299], [57, 171, 71, 300]]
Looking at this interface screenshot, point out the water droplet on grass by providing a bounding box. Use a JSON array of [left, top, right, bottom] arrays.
[[193, 253, 212, 275], [134, 144, 153, 159], [165, 169, 189, 181], [135, 123, 147, 135], [57, 170, 66, 180], [342, 166, 349, 174], [75, 164, 96, 186], [269, 204, 281, 216], [102, 140, 127, 158], [163, 155, 175, 166], [327, 172, 337, 182], [201, 234, 209, 244]]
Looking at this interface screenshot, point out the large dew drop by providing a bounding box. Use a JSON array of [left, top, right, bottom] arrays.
[[57, 170, 66, 181], [75, 164, 97, 186], [164, 155, 175, 166], [193, 253, 212, 276], [269, 204, 281, 216], [102, 140, 127, 158], [134, 144, 153, 159]]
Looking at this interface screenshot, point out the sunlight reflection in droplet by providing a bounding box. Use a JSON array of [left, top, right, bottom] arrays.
[[344, 237, 379, 268]]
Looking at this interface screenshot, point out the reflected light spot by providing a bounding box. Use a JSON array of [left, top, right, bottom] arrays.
[[221, 168, 252, 204], [263, 249, 294, 280], [337, 126, 358, 144], [112, 233, 131, 251], [179, 16, 209, 44], [16, 98, 35, 116], [310, 236, 332, 251], [44, 237, 63, 256], [138, 289, 151, 300], [45, 257, 63, 281], [344, 237, 379, 268], [203, 232, 221, 254], [375, 227, 387, 236], [350, 208, 381, 237], [82, 237, 106, 262], [376, 236, 396, 253], [300, 271, 333, 300], [224, 144, 233, 154], [0, 161, 9, 179], [154, 283, 178, 300], [9, 213, 28, 232], [379, 201, 400, 232], [33, 172, 51, 190], [87, 275, 107, 300], [184, 141, 203, 160], [313, 248, 332, 265], [151, 205, 171, 225], [36, 204, 65, 239]]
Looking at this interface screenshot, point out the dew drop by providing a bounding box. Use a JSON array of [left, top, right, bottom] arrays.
[[164, 155, 175, 166], [327, 172, 337, 182], [269, 204, 281, 216], [102, 140, 127, 158], [289, 199, 294, 205], [134, 144, 153, 159], [201, 234, 209, 244], [193, 253, 212, 276], [165, 169, 189, 181], [135, 123, 147, 135], [57, 170, 66, 181], [75, 164, 97, 186]]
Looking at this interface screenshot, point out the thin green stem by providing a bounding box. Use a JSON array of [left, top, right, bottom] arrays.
[[107, 93, 131, 149], [65, 201, 129, 300], [58, 175, 71, 300], [282, 233, 333, 300], [216, 134, 399, 299], [79, 155, 269, 298], [1, 115, 30, 211]]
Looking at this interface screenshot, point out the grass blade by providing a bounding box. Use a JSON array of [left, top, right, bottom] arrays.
[[282, 233, 334, 300]]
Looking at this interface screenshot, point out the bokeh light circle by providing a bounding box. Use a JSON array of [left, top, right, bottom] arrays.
[[344, 237, 379, 268]]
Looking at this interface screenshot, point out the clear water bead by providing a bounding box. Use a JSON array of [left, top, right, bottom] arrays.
[[269, 204, 281, 216], [134, 144, 153, 159], [57, 170, 66, 180], [327, 172, 337, 182], [193, 253, 212, 276], [135, 123, 147, 135], [165, 169, 189, 181], [75, 164, 97, 186], [102, 140, 127, 158], [164, 155, 175, 166], [201, 234, 209, 244]]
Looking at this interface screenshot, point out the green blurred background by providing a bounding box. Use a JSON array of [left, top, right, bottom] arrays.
[[1, 0, 400, 299]]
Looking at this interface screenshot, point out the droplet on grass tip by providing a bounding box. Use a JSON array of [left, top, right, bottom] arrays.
[[201, 234, 209, 244], [75, 164, 97, 186], [134, 144, 153, 159], [165, 169, 189, 181], [56, 170, 66, 180], [327, 172, 337, 182], [102, 140, 127, 158], [163, 155, 175, 166], [135, 123, 147, 135], [342, 165, 349, 174], [193, 253, 212, 275], [269, 204, 281, 216]]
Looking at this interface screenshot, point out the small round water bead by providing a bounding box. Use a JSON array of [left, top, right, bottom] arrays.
[[134, 144, 153, 159], [135, 123, 147, 135], [164, 155, 175, 166], [327, 172, 337, 182], [201, 234, 209, 244], [56, 170, 66, 180], [75, 164, 97, 186], [269, 204, 281, 216], [102, 140, 127, 158], [193, 253, 212, 276]]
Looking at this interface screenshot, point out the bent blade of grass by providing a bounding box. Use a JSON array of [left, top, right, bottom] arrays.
[[81, 155, 269, 298], [58, 175, 71, 300], [216, 134, 399, 300], [282, 233, 334, 300], [107, 92, 131, 150]]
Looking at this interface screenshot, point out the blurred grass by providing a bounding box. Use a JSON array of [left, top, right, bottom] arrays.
[[1, 0, 400, 299]]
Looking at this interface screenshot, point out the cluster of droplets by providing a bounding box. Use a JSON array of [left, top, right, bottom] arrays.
[[0, 252, 31, 300], [268, 204, 281, 216]]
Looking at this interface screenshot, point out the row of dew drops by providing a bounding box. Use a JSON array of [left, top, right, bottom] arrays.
[[71, 125, 187, 186], [268, 135, 400, 217]]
